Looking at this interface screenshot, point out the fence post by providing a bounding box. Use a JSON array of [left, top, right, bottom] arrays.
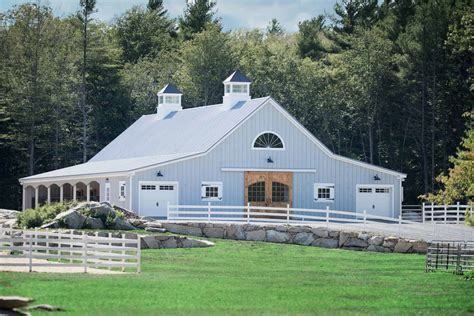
[[136, 234, 141, 274], [326, 206, 329, 228], [83, 233, 88, 273], [363, 210, 367, 230], [207, 202, 211, 223], [431, 202, 434, 223], [456, 201, 460, 224], [286, 204, 290, 224], [398, 214, 402, 237], [422, 202, 425, 223], [444, 204, 447, 224], [28, 232, 33, 273], [247, 203, 250, 224]]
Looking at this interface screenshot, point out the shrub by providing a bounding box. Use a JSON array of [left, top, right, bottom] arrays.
[[17, 201, 78, 228]]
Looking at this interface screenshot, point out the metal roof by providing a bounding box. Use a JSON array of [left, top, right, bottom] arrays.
[[158, 84, 182, 94], [223, 70, 251, 83], [21, 97, 270, 181]]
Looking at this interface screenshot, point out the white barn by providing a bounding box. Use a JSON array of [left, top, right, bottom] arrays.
[[20, 71, 406, 218]]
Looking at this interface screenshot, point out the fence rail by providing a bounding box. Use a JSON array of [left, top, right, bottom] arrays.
[[167, 203, 419, 230], [426, 240, 474, 274], [401, 205, 423, 222], [0, 228, 140, 273], [422, 203, 470, 224]]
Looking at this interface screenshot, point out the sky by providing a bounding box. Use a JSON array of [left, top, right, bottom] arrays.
[[0, 0, 337, 32]]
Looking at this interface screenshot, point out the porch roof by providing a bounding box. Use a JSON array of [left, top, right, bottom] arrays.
[[20, 152, 199, 183]]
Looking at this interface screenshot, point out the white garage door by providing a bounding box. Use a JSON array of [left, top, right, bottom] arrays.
[[356, 186, 393, 217], [139, 183, 178, 218]]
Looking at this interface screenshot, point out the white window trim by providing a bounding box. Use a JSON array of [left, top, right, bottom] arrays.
[[314, 183, 335, 203], [105, 183, 111, 203], [251, 131, 285, 151], [201, 181, 223, 201], [119, 181, 126, 201]]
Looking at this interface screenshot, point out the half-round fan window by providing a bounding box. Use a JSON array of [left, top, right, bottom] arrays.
[[253, 132, 284, 149]]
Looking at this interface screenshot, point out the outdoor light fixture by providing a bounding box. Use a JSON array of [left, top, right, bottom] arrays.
[[156, 171, 164, 177], [374, 174, 381, 181], [267, 157, 274, 163]]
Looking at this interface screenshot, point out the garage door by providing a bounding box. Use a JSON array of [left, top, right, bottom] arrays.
[[356, 186, 392, 217], [139, 183, 178, 218]]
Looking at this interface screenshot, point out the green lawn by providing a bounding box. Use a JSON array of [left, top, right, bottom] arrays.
[[1, 239, 473, 315]]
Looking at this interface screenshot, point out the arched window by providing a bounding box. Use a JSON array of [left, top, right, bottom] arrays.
[[253, 132, 284, 150]]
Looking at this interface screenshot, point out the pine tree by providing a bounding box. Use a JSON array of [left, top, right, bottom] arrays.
[[178, 0, 220, 41]]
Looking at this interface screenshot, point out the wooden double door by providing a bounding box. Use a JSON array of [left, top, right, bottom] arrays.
[[244, 172, 293, 209]]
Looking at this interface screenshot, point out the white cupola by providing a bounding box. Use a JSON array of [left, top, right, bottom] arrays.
[[222, 70, 251, 110], [156, 84, 183, 120]]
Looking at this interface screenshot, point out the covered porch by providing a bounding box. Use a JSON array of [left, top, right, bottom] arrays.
[[22, 180, 102, 210]]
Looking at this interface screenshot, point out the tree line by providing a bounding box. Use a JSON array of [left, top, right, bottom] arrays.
[[0, 0, 472, 210]]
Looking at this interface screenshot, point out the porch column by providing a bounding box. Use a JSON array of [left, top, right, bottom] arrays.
[[22, 186, 26, 210], [34, 186, 39, 209], [73, 184, 77, 201], [86, 183, 91, 202], [47, 186, 51, 204], [60, 184, 64, 203]]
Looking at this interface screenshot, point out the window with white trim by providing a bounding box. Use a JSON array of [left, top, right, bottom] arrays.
[[119, 181, 126, 201], [253, 132, 284, 149], [314, 183, 335, 202], [201, 182, 222, 201], [164, 95, 179, 104], [232, 84, 247, 93], [105, 183, 111, 203]]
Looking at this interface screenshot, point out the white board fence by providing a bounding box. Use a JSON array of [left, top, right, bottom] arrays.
[[422, 203, 471, 224], [0, 228, 141, 273]]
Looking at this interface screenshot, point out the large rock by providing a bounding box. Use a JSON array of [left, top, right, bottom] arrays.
[[54, 210, 86, 229], [344, 238, 368, 248], [162, 223, 202, 236], [266, 230, 290, 243], [161, 238, 178, 248], [181, 238, 215, 248], [40, 221, 59, 229], [145, 227, 167, 233], [394, 239, 412, 253], [288, 226, 311, 234], [143, 221, 162, 229], [89, 203, 114, 218], [0, 296, 33, 309], [140, 235, 160, 249], [368, 236, 384, 246], [339, 231, 357, 247], [111, 218, 136, 230], [227, 225, 246, 240], [0, 210, 19, 220], [245, 229, 265, 241], [85, 217, 104, 229], [367, 245, 388, 252], [312, 227, 329, 238], [203, 227, 225, 238], [382, 237, 398, 249], [411, 240, 428, 253], [129, 218, 148, 228], [293, 232, 315, 246], [312, 238, 338, 248]]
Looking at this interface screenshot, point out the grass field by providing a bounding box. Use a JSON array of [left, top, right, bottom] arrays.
[[1, 238, 473, 315]]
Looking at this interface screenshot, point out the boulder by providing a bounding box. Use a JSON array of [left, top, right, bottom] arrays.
[[89, 203, 114, 218], [367, 245, 388, 252], [40, 221, 59, 229], [275, 225, 290, 232], [394, 239, 413, 253], [227, 225, 246, 240], [203, 227, 225, 238], [293, 232, 315, 246], [111, 218, 136, 230], [85, 217, 104, 229], [339, 231, 357, 247], [328, 230, 340, 238], [312, 238, 339, 249], [161, 238, 178, 248], [288, 226, 312, 234], [358, 233, 370, 241], [382, 237, 398, 249], [368, 236, 384, 246], [181, 238, 215, 248], [145, 227, 167, 233], [162, 223, 202, 236], [0, 209, 20, 220], [129, 218, 148, 228], [344, 238, 368, 248], [411, 240, 428, 254], [312, 227, 329, 238], [54, 210, 86, 229], [144, 221, 162, 229], [245, 229, 265, 241], [266, 230, 290, 243], [0, 296, 33, 310]]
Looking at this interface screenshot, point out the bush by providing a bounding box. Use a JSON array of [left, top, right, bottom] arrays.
[[17, 201, 78, 228]]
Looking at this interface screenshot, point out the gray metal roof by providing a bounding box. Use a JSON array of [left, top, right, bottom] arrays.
[[158, 84, 182, 94], [21, 97, 270, 181], [223, 70, 251, 83]]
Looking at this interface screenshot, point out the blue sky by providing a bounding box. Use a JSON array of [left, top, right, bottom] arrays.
[[0, 0, 337, 32]]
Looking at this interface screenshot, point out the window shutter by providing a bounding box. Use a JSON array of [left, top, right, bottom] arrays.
[[201, 184, 208, 199], [217, 184, 223, 200], [329, 186, 335, 200]]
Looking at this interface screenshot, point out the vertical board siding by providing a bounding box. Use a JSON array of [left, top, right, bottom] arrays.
[[132, 102, 402, 216]]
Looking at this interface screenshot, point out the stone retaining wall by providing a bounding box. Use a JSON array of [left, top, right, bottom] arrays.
[[140, 235, 214, 249], [161, 222, 428, 253]]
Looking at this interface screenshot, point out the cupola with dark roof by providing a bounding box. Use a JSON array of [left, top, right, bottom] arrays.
[[222, 70, 251, 110], [156, 84, 183, 119]]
